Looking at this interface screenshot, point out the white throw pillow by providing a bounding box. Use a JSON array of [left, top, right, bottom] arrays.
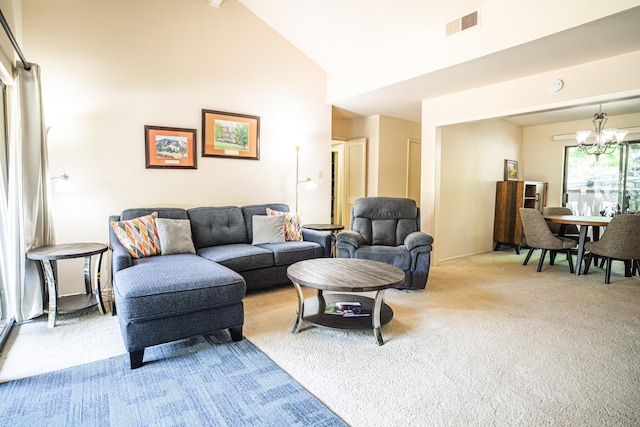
[[156, 218, 196, 255], [252, 215, 285, 245]]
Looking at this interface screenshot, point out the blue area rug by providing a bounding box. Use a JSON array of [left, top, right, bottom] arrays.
[[0, 332, 347, 426]]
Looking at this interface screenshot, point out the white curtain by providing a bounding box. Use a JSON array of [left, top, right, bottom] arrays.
[[0, 126, 8, 325], [5, 62, 55, 323]]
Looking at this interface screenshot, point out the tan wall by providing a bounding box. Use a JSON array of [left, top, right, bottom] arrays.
[[438, 120, 522, 261], [524, 112, 640, 206], [350, 115, 380, 196], [331, 113, 350, 141], [333, 114, 421, 198], [423, 51, 640, 263], [0, 0, 21, 81], [378, 116, 421, 198], [22, 0, 331, 294]]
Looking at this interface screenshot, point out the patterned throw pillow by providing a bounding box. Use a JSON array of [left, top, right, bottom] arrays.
[[111, 212, 162, 258], [266, 208, 303, 241]]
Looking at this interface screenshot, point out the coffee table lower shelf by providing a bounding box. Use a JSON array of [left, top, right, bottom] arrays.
[[293, 292, 393, 344]]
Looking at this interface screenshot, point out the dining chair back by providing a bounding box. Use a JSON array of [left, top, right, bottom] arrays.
[[583, 214, 640, 283], [519, 208, 578, 273], [542, 206, 580, 236]]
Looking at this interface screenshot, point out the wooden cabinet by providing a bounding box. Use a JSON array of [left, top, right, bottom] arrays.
[[493, 181, 547, 253]]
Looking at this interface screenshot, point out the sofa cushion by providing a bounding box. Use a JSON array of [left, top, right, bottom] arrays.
[[241, 203, 290, 242], [111, 212, 162, 259], [188, 206, 248, 249], [252, 215, 285, 245], [197, 243, 274, 272], [121, 208, 188, 221], [156, 218, 196, 255], [257, 241, 325, 266], [354, 245, 411, 270], [114, 254, 246, 322], [266, 208, 303, 241]]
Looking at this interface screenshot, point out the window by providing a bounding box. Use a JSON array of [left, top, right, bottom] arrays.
[[564, 141, 640, 215]]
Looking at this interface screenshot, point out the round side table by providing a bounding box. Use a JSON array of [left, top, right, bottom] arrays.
[[27, 243, 108, 328], [302, 224, 345, 257]]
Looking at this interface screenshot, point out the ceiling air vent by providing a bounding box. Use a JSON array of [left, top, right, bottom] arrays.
[[446, 10, 479, 36]]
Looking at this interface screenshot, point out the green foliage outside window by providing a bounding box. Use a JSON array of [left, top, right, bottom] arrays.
[[565, 141, 640, 214]]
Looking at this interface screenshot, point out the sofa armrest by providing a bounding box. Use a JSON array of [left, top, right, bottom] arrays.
[[404, 231, 434, 252], [109, 215, 133, 274], [301, 228, 332, 258]]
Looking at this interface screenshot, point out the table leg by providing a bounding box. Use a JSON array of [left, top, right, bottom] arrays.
[[291, 281, 305, 334], [42, 260, 58, 328], [575, 225, 589, 276], [93, 252, 106, 314], [372, 289, 387, 345], [83, 256, 92, 294]]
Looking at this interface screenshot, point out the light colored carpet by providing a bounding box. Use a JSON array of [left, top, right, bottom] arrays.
[[2, 251, 639, 426]]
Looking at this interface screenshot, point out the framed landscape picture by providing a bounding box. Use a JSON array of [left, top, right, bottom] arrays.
[[202, 110, 260, 160], [145, 125, 197, 169], [504, 159, 519, 181]]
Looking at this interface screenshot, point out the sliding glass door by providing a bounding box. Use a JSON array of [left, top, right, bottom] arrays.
[[564, 141, 640, 216], [0, 79, 11, 350]]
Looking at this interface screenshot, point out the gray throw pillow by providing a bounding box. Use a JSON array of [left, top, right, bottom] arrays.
[[156, 218, 196, 255], [252, 215, 285, 245]]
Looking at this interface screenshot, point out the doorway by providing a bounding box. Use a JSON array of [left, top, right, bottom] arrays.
[[406, 138, 421, 205], [331, 138, 367, 229]]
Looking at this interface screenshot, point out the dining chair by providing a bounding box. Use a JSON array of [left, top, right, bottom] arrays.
[[583, 214, 640, 283], [542, 206, 580, 239], [542, 206, 588, 264], [519, 208, 578, 273], [634, 212, 640, 276]]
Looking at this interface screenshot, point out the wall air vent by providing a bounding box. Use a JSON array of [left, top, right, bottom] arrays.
[[446, 10, 479, 36]]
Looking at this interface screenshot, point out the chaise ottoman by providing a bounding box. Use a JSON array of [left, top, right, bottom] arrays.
[[113, 253, 246, 369]]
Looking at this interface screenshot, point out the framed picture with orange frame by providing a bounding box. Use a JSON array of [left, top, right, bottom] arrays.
[[144, 125, 197, 169]]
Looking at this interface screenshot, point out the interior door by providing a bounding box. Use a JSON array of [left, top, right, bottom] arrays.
[[331, 141, 344, 225], [345, 138, 367, 228], [406, 138, 421, 205]]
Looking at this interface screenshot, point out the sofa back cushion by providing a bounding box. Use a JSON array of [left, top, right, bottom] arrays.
[[188, 206, 248, 249], [120, 208, 188, 221], [241, 203, 290, 242], [351, 197, 420, 246]]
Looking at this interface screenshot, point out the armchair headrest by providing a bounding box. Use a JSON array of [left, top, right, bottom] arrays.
[[353, 197, 418, 220]]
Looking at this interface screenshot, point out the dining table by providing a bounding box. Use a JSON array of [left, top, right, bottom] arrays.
[[543, 214, 612, 276]]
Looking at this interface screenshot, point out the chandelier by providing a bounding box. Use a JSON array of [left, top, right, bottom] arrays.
[[576, 105, 629, 160]]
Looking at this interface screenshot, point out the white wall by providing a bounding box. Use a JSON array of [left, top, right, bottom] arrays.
[[22, 0, 331, 294], [327, 0, 640, 103]]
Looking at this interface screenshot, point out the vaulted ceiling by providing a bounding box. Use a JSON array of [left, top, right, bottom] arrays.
[[237, 1, 640, 126]]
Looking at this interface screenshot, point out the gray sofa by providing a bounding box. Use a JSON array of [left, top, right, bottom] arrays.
[[109, 203, 331, 368], [336, 197, 433, 290]]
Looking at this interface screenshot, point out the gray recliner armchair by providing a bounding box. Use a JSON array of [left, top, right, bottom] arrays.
[[336, 197, 433, 290]]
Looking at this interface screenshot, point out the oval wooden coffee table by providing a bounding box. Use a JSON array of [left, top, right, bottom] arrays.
[[286, 258, 405, 345]]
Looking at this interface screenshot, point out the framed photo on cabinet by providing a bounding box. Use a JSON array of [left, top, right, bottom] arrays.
[[504, 159, 519, 181]]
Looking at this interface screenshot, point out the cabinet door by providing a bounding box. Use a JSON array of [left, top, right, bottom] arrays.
[[493, 181, 524, 245]]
